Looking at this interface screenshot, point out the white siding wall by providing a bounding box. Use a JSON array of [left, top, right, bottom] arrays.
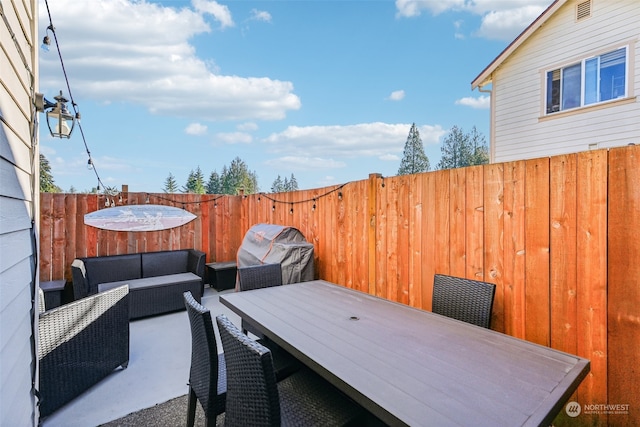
[[492, 0, 640, 162], [0, 0, 39, 425]]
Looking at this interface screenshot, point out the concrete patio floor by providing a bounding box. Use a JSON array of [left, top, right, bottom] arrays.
[[41, 287, 239, 427]]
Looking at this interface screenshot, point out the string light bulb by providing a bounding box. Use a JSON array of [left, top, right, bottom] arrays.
[[87, 158, 93, 170], [41, 25, 53, 52]]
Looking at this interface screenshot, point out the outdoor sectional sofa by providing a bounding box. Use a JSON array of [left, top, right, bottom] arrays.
[[71, 249, 205, 319]]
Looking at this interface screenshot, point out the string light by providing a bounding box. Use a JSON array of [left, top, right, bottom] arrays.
[[138, 183, 348, 211], [42, 0, 107, 193]]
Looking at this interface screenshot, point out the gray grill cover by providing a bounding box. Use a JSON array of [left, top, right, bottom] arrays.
[[237, 223, 315, 284]]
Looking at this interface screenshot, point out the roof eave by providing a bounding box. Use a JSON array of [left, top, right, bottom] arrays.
[[471, 0, 567, 90]]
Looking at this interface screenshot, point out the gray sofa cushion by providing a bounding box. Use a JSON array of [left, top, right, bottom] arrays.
[[98, 273, 200, 292], [141, 250, 188, 278]]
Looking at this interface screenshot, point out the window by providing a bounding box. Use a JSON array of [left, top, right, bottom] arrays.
[[546, 47, 627, 114]]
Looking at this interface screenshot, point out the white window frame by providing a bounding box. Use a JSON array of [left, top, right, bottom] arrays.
[[545, 46, 628, 115]]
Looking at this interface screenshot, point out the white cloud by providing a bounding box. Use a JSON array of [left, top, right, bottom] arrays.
[[395, 0, 550, 41], [192, 0, 234, 29], [455, 95, 490, 109], [475, 6, 546, 40], [250, 9, 272, 23], [388, 90, 405, 101], [263, 122, 445, 169], [214, 132, 253, 144], [265, 156, 346, 171], [38, 0, 300, 122], [185, 122, 208, 135], [238, 122, 259, 131], [454, 20, 465, 40]]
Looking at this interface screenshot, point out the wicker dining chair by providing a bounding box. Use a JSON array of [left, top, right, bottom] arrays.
[[432, 274, 496, 329], [183, 291, 227, 427], [237, 263, 283, 336], [216, 314, 365, 427], [237, 263, 300, 380]]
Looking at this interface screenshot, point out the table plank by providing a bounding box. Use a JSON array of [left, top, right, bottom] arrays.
[[220, 280, 589, 426]]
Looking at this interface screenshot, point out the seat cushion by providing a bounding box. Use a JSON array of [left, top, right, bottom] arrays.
[[98, 273, 201, 292], [141, 251, 188, 277]]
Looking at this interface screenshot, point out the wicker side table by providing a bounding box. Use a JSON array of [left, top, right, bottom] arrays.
[[206, 261, 237, 291]]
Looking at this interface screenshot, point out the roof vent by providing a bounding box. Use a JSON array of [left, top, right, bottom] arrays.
[[576, 1, 591, 21]]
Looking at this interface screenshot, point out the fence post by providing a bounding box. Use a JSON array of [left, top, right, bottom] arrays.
[[368, 173, 381, 295]]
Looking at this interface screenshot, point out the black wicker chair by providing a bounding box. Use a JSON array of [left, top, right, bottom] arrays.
[[237, 263, 283, 336], [38, 285, 129, 418], [237, 263, 300, 379], [432, 274, 496, 329], [183, 291, 227, 427], [216, 314, 365, 427]]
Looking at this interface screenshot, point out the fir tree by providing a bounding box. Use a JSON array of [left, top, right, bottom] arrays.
[[182, 167, 206, 194], [163, 173, 179, 193], [206, 171, 222, 194], [398, 123, 430, 175], [271, 175, 284, 192], [469, 126, 490, 166], [40, 154, 61, 193], [437, 126, 489, 170], [221, 157, 258, 194]]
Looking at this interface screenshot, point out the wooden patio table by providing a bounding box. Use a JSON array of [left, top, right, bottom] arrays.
[[219, 280, 590, 427]]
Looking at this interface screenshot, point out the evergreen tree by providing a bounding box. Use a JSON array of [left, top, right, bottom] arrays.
[[68, 185, 76, 194], [206, 171, 222, 194], [287, 174, 299, 191], [40, 154, 61, 192], [469, 126, 490, 166], [271, 175, 284, 193], [182, 166, 205, 194], [398, 123, 430, 175], [270, 173, 298, 193], [437, 126, 489, 170], [221, 157, 258, 194], [163, 172, 179, 193]]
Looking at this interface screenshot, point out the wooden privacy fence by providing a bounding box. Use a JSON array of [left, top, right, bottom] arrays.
[[39, 145, 639, 426]]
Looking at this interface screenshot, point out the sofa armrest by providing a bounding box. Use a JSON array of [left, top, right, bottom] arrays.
[[38, 285, 130, 418], [71, 259, 89, 300], [187, 249, 206, 279]]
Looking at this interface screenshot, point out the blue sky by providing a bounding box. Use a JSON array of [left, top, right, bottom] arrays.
[[38, 0, 551, 193]]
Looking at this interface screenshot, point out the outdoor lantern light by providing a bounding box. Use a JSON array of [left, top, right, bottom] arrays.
[[35, 90, 77, 138]]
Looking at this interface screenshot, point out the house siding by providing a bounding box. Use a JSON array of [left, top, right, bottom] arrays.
[[492, 0, 640, 163], [0, 0, 39, 425]]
